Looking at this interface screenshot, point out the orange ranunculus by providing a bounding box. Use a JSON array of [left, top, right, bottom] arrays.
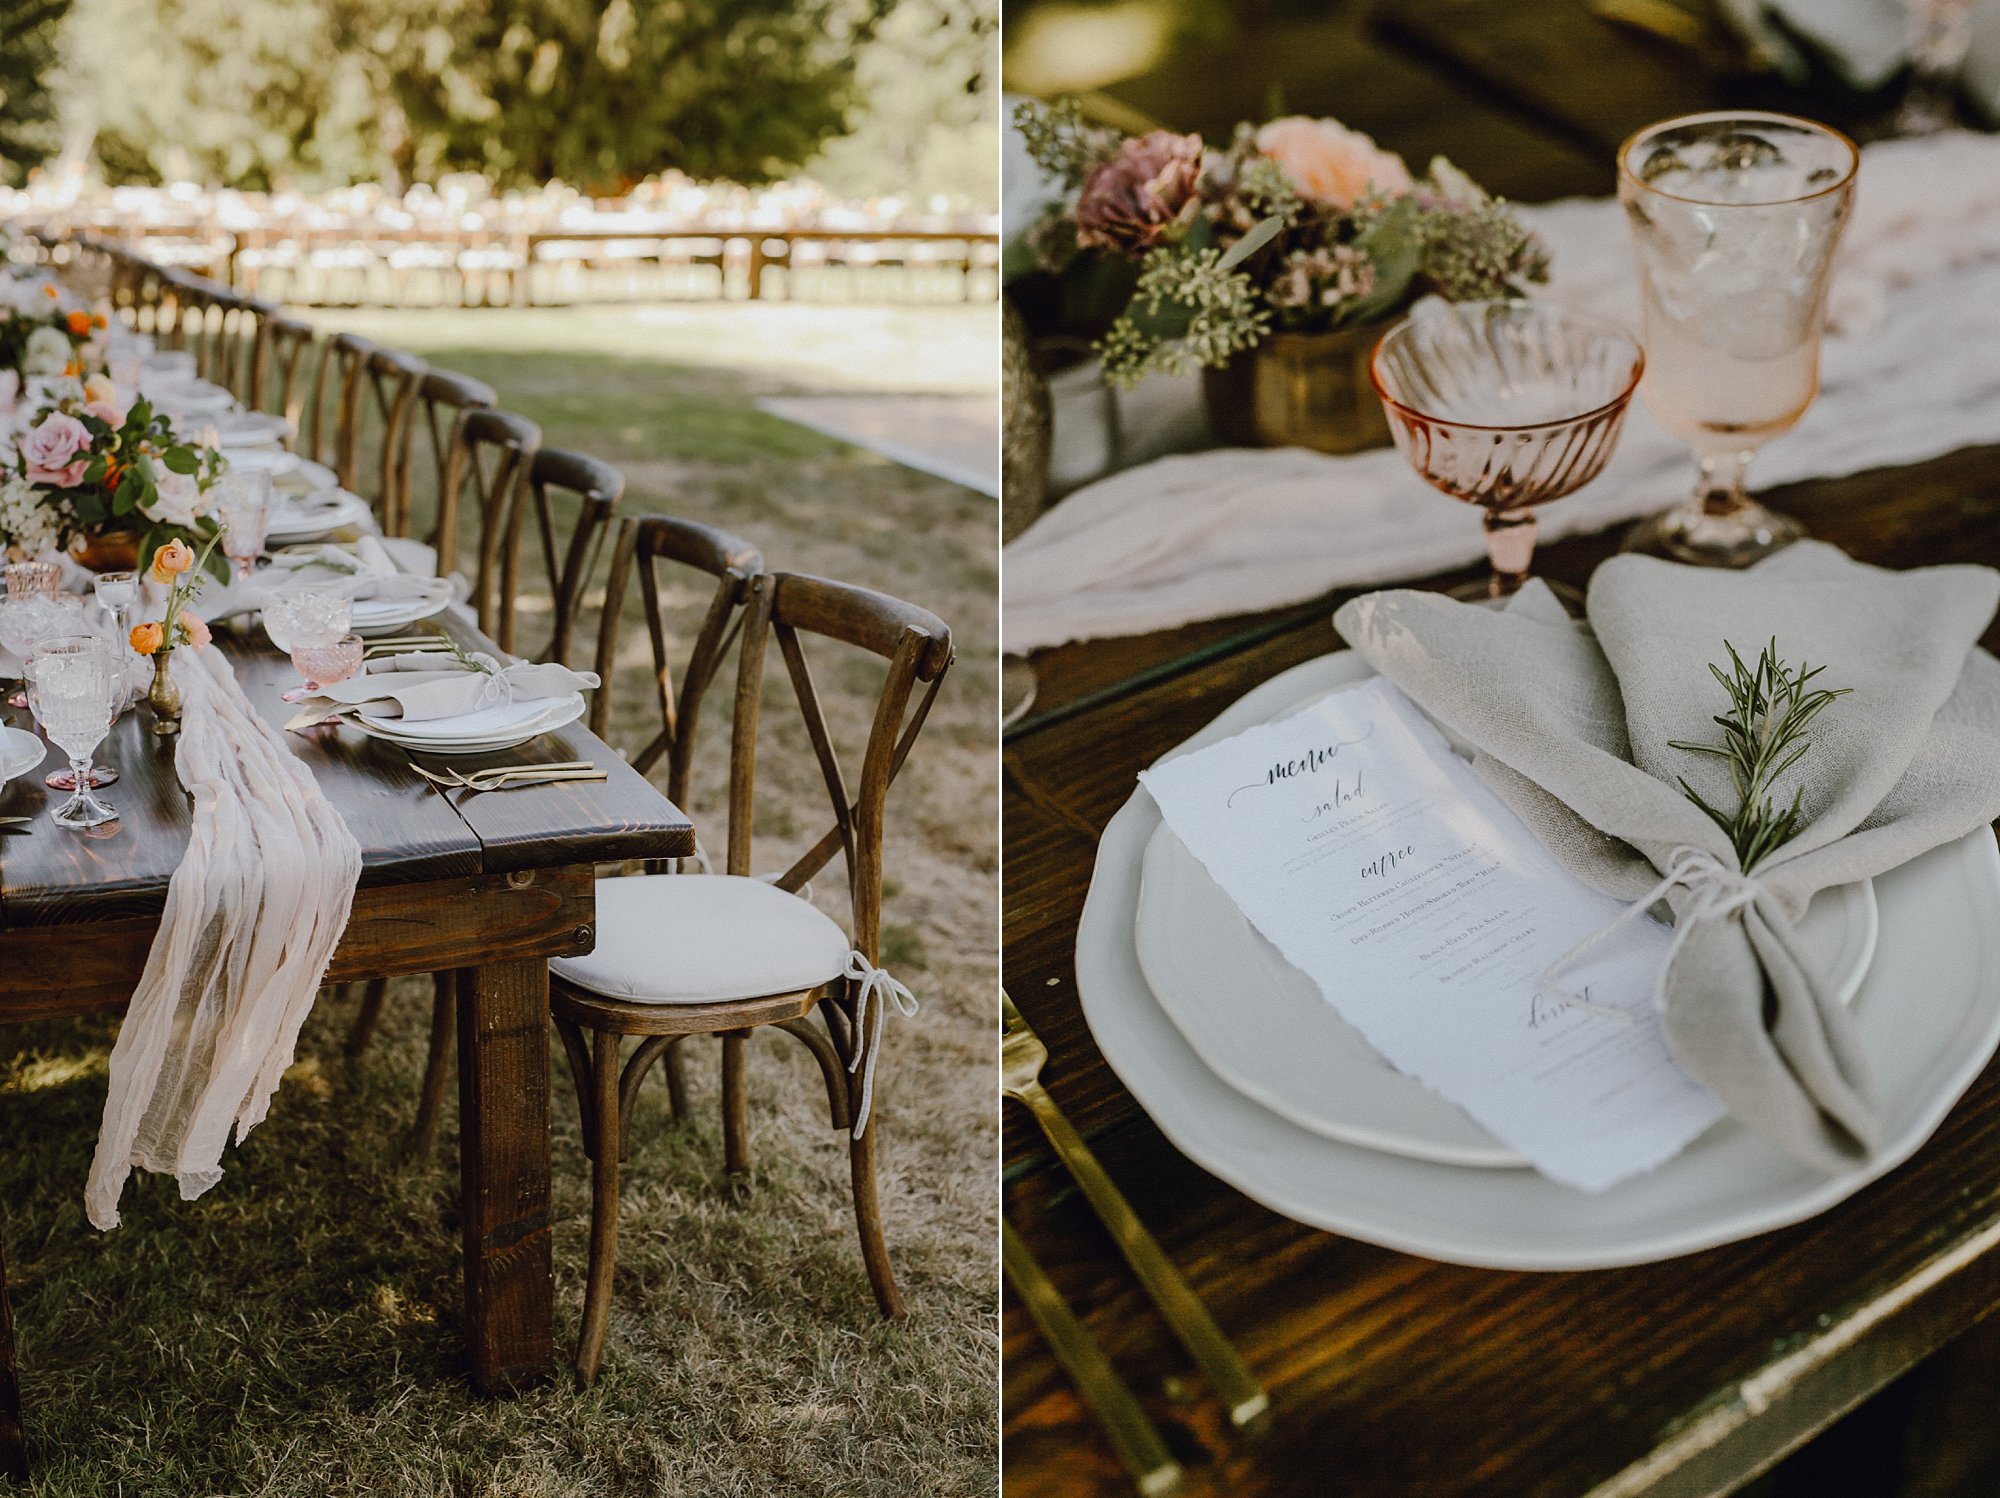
[[129, 621, 164, 655], [102, 455, 122, 489], [179, 612, 212, 649], [90, 312, 107, 329], [63, 359, 81, 378], [40, 284, 57, 300], [151, 538, 194, 580], [65, 311, 91, 337]]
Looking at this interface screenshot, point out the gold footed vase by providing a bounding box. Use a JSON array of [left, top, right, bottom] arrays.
[[1202, 324, 1394, 454], [147, 645, 181, 736]]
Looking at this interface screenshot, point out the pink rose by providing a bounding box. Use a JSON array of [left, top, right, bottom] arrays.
[[1075, 131, 1205, 255], [21, 411, 91, 488], [1255, 117, 1412, 211]]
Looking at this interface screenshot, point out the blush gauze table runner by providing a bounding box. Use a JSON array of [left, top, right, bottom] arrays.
[[85, 647, 362, 1229], [1334, 543, 2000, 1170]]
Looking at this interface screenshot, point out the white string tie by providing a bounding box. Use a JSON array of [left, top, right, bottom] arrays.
[[469, 654, 515, 710], [843, 949, 919, 1139], [1540, 845, 1764, 1022]]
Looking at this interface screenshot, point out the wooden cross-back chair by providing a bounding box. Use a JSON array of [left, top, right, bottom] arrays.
[[508, 447, 624, 665], [299, 330, 375, 473], [432, 406, 542, 631], [549, 568, 955, 1381], [353, 345, 428, 524], [255, 312, 316, 431], [362, 511, 765, 1176], [398, 367, 496, 550]]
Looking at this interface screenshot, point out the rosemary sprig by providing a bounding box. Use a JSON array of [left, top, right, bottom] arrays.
[[1668, 638, 1851, 872]]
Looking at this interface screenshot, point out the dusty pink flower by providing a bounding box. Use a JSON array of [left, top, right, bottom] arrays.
[[178, 611, 212, 649], [1075, 131, 1204, 254], [82, 374, 127, 428], [21, 411, 91, 488], [1255, 116, 1411, 210]]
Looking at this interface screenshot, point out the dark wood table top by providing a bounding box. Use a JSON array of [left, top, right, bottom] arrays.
[[1002, 6, 2000, 1493], [0, 605, 694, 928]]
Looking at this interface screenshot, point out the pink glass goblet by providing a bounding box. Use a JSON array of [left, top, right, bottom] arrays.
[[291, 633, 364, 694], [1372, 300, 1645, 600]]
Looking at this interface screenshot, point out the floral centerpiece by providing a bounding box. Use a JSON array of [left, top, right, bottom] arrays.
[[1013, 100, 1551, 452], [0, 376, 226, 575], [0, 280, 106, 386]]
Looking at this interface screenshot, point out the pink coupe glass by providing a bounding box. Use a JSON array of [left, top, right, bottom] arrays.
[[1372, 300, 1645, 599]]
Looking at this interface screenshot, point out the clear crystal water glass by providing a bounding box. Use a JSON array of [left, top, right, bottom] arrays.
[[213, 470, 274, 578], [94, 569, 139, 641], [1618, 111, 1858, 568], [0, 592, 84, 705], [27, 634, 123, 789], [262, 583, 353, 654], [37, 647, 119, 828], [1371, 300, 1644, 599], [292, 633, 363, 693]]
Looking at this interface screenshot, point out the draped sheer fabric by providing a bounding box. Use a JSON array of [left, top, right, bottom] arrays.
[[85, 647, 362, 1229]]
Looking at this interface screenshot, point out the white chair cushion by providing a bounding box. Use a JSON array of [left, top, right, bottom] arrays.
[[551, 874, 849, 1005]]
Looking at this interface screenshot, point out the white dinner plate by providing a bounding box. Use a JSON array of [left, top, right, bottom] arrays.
[[277, 458, 339, 496], [265, 490, 373, 544], [353, 693, 584, 754], [0, 726, 44, 785], [221, 447, 300, 479], [1131, 653, 1878, 1169], [350, 589, 454, 637], [1076, 670, 2000, 1270], [212, 411, 291, 447]]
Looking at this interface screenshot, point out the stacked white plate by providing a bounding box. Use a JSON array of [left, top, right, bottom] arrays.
[[266, 489, 373, 545], [211, 411, 291, 448], [1075, 649, 2000, 1269], [220, 447, 300, 481], [351, 582, 454, 637], [0, 726, 44, 784], [351, 692, 586, 754], [277, 457, 339, 496], [145, 377, 234, 418]]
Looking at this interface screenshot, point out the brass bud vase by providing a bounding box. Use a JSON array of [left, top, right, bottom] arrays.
[[147, 645, 182, 736], [1202, 324, 1395, 454]]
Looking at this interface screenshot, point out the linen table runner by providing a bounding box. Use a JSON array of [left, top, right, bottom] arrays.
[[1003, 129, 2000, 652], [1334, 543, 2000, 1170], [85, 647, 362, 1229]]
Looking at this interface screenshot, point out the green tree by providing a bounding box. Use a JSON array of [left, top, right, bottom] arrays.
[[0, 0, 73, 182], [392, 0, 896, 192]]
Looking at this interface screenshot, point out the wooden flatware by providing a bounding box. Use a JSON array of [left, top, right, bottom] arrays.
[[1003, 1219, 1183, 1497], [1003, 991, 1270, 1430]]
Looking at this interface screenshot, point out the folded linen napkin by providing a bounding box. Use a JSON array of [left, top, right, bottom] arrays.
[[285, 654, 597, 728], [1333, 542, 2000, 1171]]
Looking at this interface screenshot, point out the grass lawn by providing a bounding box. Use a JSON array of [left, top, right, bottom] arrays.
[[1, 302, 998, 1495]]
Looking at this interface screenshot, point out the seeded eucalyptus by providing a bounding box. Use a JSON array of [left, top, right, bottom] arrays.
[[1669, 639, 1851, 872]]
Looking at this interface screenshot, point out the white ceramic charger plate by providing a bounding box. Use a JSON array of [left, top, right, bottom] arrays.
[[1132, 652, 1878, 1169], [1076, 656, 2000, 1270], [265, 490, 373, 544], [350, 589, 454, 637], [221, 447, 301, 479], [354, 692, 585, 753], [0, 725, 44, 784]]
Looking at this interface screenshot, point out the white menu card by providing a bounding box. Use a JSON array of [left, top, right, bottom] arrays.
[[1139, 677, 1723, 1192]]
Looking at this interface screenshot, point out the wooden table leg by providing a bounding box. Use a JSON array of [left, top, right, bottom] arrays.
[[456, 959, 555, 1395], [0, 1233, 25, 1482]]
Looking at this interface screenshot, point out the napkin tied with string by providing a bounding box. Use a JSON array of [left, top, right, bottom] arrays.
[[286, 653, 598, 728], [1333, 542, 2000, 1172]]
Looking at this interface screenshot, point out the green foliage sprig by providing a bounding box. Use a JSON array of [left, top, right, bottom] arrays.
[[1669, 639, 1851, 872]]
